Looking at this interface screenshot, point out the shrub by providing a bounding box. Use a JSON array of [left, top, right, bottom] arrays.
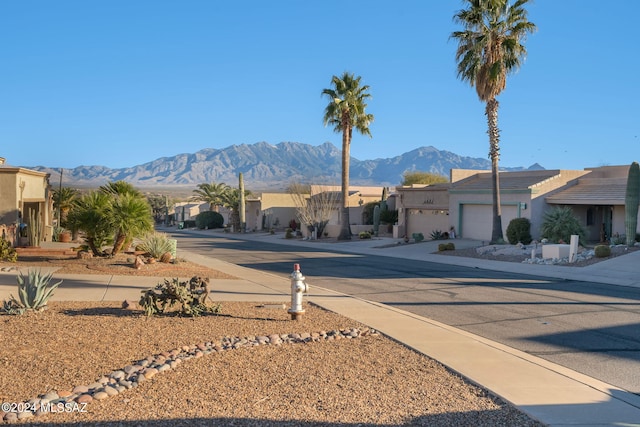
[[0, 238, 17, 262], [380, 209, 398, 225], [138, 232, 174, 259], [594, 245, 611, 258], [3, 269, 62, 314], [506, 218, 533, 245], [540, 206, 586, 244], [195, 211, 224, 229], [438, 242, 456, 252], [412, 232, 424, 242], [285, 228, 294, 239], [139, 276, 221, 317], [359, 231, 372, 239]]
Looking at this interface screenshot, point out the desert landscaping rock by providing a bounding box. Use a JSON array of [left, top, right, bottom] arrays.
[[1, 301, 544, 426]]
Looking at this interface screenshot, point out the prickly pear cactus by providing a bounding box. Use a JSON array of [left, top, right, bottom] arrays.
[[625, 162, 639, 246]]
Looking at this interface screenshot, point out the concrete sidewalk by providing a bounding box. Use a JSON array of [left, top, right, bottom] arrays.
[[1, 233, 640, 426]]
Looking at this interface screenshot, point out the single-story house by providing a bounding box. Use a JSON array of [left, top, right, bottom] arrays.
[[545, 165, 637, 242], [395, 165, 640, 243], [0, 157, 54, 245], [448, 168, 589, 241]]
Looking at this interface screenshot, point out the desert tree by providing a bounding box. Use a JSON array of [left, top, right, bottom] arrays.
[[288, 182, 339, 238]]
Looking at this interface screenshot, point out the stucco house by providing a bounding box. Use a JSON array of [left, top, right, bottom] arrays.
[[0, 157, 54, 245], [395, 165, 639, 244], [545, 165, 637, 242]]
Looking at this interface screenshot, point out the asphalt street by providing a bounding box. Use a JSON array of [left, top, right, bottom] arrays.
[[171, 231, 640, 395]]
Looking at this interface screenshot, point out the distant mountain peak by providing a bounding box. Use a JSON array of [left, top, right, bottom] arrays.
[[26, 141, 534, 190]]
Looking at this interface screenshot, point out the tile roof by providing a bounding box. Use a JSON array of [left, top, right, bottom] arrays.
[[451, 170, 561, 191], [546, 179, 627, 205]]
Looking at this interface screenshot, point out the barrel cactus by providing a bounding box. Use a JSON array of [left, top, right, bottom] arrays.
[[625, 162, 639, 246]]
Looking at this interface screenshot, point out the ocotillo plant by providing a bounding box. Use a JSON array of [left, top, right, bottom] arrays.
[[625, 161, 639, 246]]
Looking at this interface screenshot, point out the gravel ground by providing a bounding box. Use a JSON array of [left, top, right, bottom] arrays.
[[0, 252, 545, 426]]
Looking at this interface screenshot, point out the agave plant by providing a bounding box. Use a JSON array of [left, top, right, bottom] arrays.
[[8, 269, 63, 313]]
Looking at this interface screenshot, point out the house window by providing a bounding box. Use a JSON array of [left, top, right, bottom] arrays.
[[586, 208, 594, 226]]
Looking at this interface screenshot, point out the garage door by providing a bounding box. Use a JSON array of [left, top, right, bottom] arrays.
[[407, 209, 450, 238], [461, 204, 518, 241]]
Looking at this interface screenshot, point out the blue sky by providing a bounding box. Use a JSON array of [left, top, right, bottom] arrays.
[[1, 1, 638, 171]]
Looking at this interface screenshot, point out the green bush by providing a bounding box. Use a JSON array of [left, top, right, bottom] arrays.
[[359, 231, 372, 239], [438, 242, 456, 251], [540, 206, 586, 244], [380, 209, 398, 224], [195, 211, 224, 229], [594, 245, 611, 258], [412, 232, 424, 242], [506, 218, 533, 245], [0, 238, 17, 262], [285, 228, 294, 239]]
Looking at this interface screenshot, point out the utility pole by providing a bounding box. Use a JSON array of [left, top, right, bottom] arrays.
[[57, 168, 63, 227]]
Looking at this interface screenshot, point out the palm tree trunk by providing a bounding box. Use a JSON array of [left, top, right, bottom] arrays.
[[112, 232, 127, 256], [338, 126, 352, 240], [486, 98, 504, 243]]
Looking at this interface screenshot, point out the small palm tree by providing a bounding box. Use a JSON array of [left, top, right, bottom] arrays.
[[67, 191, 113, 256], [322, 72, 374, 240], [451, 0, 536, 243], [52, 187, 78, 227], [220, 188, 252, 231], [109, 192, 154, 255], [191, 182, 231, 212]]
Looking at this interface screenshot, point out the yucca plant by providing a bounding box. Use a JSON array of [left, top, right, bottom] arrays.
[[8, 269, 63, 313], [138, 232, 174, 259]]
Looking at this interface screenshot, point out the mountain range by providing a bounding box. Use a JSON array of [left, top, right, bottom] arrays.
[[29, 141, 543, 190]]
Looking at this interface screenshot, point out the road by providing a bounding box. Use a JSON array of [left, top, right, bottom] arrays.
[[174, 231, 640, 395]]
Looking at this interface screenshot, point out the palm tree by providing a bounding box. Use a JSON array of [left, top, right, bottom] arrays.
[[451, 0, 535, 243], [322, 72, 374, 240], [67, 191, 113, 256], [191, 182, 231, 212], [220, 188, 252, 231], [99, 180, 143, 198], [97, 180, 152, 254], [109, 192, 154, 255], [52, 187, 78, 227]]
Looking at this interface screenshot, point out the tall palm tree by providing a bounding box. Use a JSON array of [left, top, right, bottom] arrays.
[[322, 72, 374, 240], [451, 0, 535, 243], [191, 182, 231, 212]]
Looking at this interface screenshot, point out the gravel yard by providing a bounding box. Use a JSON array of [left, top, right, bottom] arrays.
[[0, 253, 544, 426]]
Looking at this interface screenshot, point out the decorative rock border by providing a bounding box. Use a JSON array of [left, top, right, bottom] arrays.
[[1, 327, 376, 423]]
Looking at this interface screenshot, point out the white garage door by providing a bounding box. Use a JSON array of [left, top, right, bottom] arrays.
[[407, 209, 450, 238], [461, 204, 518, 241]]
